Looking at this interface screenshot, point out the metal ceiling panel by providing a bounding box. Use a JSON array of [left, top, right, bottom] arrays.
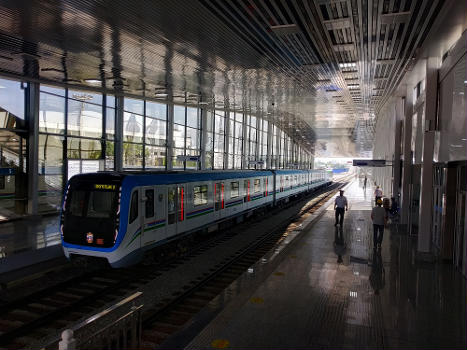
[[0, 0, 444, 157]]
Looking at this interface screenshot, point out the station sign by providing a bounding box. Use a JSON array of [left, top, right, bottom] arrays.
[[352, 159, 386, 167], [0, 168, 15, 175], [177, 155, 200, 162], [248, 160, 264, 166]]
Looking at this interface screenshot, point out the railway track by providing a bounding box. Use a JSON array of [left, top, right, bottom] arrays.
[[140, 181, 348, 349], [0, 181, 346, 349]]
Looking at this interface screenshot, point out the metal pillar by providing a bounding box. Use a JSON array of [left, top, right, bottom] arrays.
[[223, 107, 230, 168], [400, 85, 413, 225], [266, 119, 273, 169], [114, 95, 124, 171], [166, 103, 174, 171], [26, 82, 39, 215], [392, 97, 404, 199], [417, 57, 439, 255], [199, 107, 207, 171]]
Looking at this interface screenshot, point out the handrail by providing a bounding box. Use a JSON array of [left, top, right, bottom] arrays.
[[40, 291, 143, 350]]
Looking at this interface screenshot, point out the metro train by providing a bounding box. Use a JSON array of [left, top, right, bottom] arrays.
[[60, 169, 332, 267]]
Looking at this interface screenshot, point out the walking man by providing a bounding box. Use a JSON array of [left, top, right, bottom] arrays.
[[371, 199, 388, 249], [334, 190, 348, 227], [363, 176, 367, 190]]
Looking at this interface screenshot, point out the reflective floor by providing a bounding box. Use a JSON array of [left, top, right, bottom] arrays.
[[184, 181, 467, 349], [0, 215, 60, 259]]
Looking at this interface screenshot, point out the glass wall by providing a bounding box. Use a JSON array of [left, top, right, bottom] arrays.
[[0, 76, 315, 216], [186, 106, 200, 169], [39, 85, 65, 212], [123, 98, 144, 168], [145, 101, 167, 169], [234, 112, 243, 169], [213, 110, 225, 169], [0, 77, 27, 216]]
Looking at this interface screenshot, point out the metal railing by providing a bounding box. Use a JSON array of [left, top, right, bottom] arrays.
[[42, 291, 143, 350]]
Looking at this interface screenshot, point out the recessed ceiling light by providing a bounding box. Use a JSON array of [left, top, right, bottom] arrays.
[[155, 93, 168, 97], [84, 79, 101, 85]]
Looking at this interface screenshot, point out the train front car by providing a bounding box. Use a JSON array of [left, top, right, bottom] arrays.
[[60, 173, 128, 267]]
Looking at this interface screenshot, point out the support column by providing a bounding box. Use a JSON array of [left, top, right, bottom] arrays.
[[114, 95, 124, 171], [199, 106, 207, 171], [392, 98, 404, 199], [26, 82, 39, 215], [417, 57, 439, 256], [166, 103, 174, 171], [223, 107, 230, 168], [241, 111, 248, 169], [266, 118, 273, 169], [400, 86, 413, 225]]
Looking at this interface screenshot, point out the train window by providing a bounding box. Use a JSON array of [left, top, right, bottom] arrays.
[[145, 189, 154, 218], [193, 185, 208, 206], [69, 190, 86, 217], [87, 191, 115, 218], [230, 182, 239, 198], [168, 188, 176, 224], [129, 191, 138, 224], [0, 175, 4, 190], [254, 179, 261, 193]]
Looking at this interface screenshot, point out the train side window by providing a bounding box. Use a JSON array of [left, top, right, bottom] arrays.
[[254, 179, 261, 193], [168, 188, 176, 224], [145, 189, 154, 218], [129, 191, 138, 224], [0, 175, 4, 190], [193, 185, 208, 206], [230, 182, 239, 198]]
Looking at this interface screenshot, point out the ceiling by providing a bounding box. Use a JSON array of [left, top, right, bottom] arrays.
[[0, 0, 444, 158]]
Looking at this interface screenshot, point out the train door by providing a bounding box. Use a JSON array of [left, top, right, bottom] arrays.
[[141, 187, 154, 247], [141, 187, 166, 247], [126, 188, 142, 249], [166, 186, 177, 238], [214, 182, 224, 219], [166, 185, 185, 238]]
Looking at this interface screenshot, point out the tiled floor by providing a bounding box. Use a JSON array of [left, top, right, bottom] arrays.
[[183, 180, 467, 349], [0, 215, 60, 259]]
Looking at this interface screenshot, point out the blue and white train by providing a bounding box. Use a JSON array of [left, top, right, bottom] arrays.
[[60, 169, 332, 267]]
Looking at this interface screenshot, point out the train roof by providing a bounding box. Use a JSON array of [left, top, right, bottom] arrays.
[[69, 169, 329, 187]]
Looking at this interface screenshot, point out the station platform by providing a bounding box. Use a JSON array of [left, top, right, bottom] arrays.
[[174, 180, 466, 349], [0, 214, 64, 281]]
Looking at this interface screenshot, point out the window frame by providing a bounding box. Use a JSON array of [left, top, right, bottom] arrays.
[[230, 181, 239, 198], [254, 178, 261, 193], [193, 184, 208, 206], [129, 190, 139, 224], [145, 189, 155, 218]]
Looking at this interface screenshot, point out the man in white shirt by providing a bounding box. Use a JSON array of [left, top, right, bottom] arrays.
[[334, 190, 348, 227]]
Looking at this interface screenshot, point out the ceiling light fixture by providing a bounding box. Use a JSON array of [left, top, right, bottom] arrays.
[[155, 93, 168, 97], [84, 79, 101, 85], [339, 62, 357, 69]]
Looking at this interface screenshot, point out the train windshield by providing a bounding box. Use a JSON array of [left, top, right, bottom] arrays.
[[69, 190, 117, 218], [62, 177, 121, 248]]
